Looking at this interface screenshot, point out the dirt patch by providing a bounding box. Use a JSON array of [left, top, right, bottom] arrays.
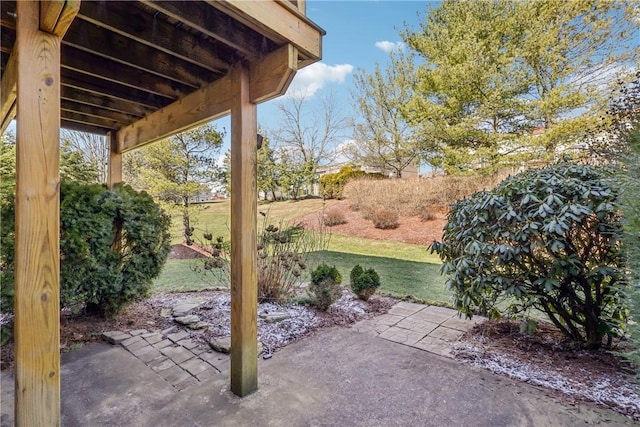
[[168, 243, 208, 260], [296, 200, 447, 246]]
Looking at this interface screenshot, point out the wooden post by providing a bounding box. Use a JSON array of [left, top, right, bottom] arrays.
[[107, 132, 122, 188], [230, 61, 258, 397], [14, 1, 62, 425]]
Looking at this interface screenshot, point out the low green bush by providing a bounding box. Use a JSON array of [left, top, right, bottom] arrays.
[[309, 263, 342, 310], [350, 264, 381, 301], [319, 165, 384, 199], [0, 182, 171, 317], [431, 162, 627, 349]]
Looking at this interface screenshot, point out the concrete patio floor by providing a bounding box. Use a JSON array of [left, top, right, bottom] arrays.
[[1, 302, 634, 426]]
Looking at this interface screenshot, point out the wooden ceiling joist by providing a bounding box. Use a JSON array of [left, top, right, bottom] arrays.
[[40, 0, 81, 36], [210, 0, 323, 61], [140, 0, 275, 61], [62, 22, 216, 88], [75, 1, 230, 74]]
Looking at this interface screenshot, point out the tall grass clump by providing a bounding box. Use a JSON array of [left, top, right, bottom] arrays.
[[199, 212, 329, 303], [343, 174, 506, 217]]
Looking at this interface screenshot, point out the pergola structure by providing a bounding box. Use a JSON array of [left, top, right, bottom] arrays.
[[0, 0, 323, 424]]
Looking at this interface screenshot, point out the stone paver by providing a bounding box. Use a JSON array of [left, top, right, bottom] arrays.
[[372, 313, 404, 326], [101, 331, 132, 345], [414, 336, 453, 357], [411, 306, 455, 324], [181, 358, 211, 377], [141, 332, 163, 345], [99, 300, 486, 395], [127, 339, 152, 354], [159, 364, 192, 386], [167, 330, 190, 343], [387, 301, 426, 317], [428, 326, 463, 343], [121, 335, 143, 348], [153, 339, 173, 350], [149, 358, 175, 372], [160, 346, 195, 365], [378, 326, 427, 346], [177, 338, 199, 350], [195, 367, 220, 382], [395, 317, 439, 334], [138, 348, 163, 364]]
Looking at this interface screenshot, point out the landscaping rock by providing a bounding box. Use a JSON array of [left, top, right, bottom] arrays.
[[187, 321, 209, 330], [172, 302, 203, 317], [209, 337, 231, 353], [101, 331, 131, 345], [174, 315, 200, 326], [209, 337, 263, 355], [259, 311, 291, 323]]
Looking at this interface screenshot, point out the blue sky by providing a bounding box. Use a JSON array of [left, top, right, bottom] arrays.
[[214, 1, 436, 154]]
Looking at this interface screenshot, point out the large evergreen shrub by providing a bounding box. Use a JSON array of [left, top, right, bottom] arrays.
[[431, 163, 628, 349], [0, 182, 171, 316]]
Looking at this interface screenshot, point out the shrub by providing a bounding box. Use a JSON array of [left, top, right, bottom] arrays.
[[420, 207, 438, 222], [309, 263, 342, 310], [323, 208, 347, 226], [369, 208, 399, 230], [350, 265, 381, 301], [199, 213, 328, 303], [319, 165, 384, 199], [0, 182, 171, 317], [431, 163, 627, 349]]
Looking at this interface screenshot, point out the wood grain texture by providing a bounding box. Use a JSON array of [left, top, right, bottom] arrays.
[[107, 132, 122, 189], [249, 44, 297, 104], [14, 1, 61, 425], [116, 75, 231, 153], [208, 0, 323, 60], [230, 61, 258, 397], [0, 45, 17, 133]]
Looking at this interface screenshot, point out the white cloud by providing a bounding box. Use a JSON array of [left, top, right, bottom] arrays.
[[375, 41, 405, 53], [286, 62, 354, 98]]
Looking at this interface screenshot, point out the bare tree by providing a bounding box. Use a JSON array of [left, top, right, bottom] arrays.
[[272, 91, 349, 166], [60, 130, 108, 184]]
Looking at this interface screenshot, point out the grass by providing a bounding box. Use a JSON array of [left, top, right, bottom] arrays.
[[309, 251, 448, 304], [168, 198, 338, 244], [154, 198, 449, 304]]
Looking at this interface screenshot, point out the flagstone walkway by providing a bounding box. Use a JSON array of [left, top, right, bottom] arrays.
[[99, 301, 484, 394], [354, 301, 486, 357]]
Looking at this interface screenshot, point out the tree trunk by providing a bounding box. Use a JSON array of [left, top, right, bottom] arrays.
[[183, 201, 193, 246]]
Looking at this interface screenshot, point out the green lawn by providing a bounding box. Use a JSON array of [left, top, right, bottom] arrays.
[[154, 198, 449, 304]]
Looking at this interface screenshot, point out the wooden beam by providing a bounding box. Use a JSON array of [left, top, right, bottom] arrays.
[[107, 132, 122, 189], [62, 68, 171, 110], [62, 20, 215, 88], [14, 1, 61, 425], [40, 0, 80, 36], [230, 61, 258, 397], [250, 44, 297, 104], [208, 0, 323, 61], [0, 101, 16, 135], [115, 76, 232, 153], [0, 45, 17, 134], [62, 45, 188, 99], [115, 45, 298, 152], [141, 1, 272, 60], [76, 1, 229, 74]]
